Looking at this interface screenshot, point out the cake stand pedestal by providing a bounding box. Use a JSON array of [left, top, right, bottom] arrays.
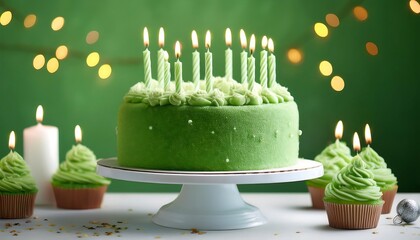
[[97, 158, 323, 230]]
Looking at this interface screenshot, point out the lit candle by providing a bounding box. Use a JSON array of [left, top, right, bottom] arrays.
[[205, 30, 213, 92], [164, 51, 171, 91], [143, 27, 152, 88], [9, 131, 15, 151], [23, 105, 59, 205], [248, 34, 256, 91], [174, 41, 182, 94], [75, 125, 82, 144], [225, 28, 233, 80], [191, 30, 200, 90], [157, 27, 165, 88], [334, 120, 343, 146], [260, 36, 268, 88], [240, 29, 248, 84], [267, 38, 276, 88], [353, 132, 361, 154], [365, 124, 372, 147]]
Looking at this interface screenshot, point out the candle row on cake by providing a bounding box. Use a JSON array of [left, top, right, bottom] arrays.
[[142, 27, 277, 93]]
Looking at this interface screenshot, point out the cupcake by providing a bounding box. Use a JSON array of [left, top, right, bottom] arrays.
[[0, 151, 38, 218], [306, 139, 352, 209], [324, 155, 383, 229], [51, 143, 110, 209]]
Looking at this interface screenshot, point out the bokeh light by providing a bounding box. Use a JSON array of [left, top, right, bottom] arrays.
[[55, 45, 68, 60], [51, 16, 65, 31], [86, 52, 100, 67], [47, 58, 59, 73], [353, 6, 368, 21], [0, 11, 12, 26], [409, 0, 420, 14], [366, 42, 379, 56], [24, 14, 37, 28], [33, 54, 45, 70], [98, 64, 112, 79], [314, 23, 329, 38], [319, 61, 333, 76], [325, 13, 340, 28], [331, 76, 345, 91], [86, 31, 99, 44], [287, 48, 303, 64]]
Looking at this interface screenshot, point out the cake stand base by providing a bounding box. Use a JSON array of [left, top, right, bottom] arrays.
[[153, 184, 266, 230]]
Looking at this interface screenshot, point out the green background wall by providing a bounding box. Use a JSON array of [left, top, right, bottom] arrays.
[[0, 0, 419, 192]]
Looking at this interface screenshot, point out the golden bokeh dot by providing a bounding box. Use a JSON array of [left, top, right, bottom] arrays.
[[314, 22, 329, 38], [325, 13, 340, 28], [55, 45, 68, 60], [86, 52, 100, 67], [47, 58, 59, 73], [353, 6, 368, 21], [410, 0, 420, 14], [0, 11, 13, 26], [287, 48, 303, 64], [366, 42, 379, 56], [33, 54, 45, 70], [86, 31, 99, 44], [319, 60, 333, 76], [331, 76, 345, 92], [24, 14, 37, 28], [51, 16, 65, 31], [98, 64, 112, 79]]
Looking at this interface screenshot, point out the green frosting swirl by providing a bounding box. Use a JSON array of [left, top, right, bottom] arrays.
[[0, 151, 38, 193], [307, 140, 352, 188], [52, 144, 110, 188], [188, 90, 212, 106], [324, 155, 383, 205], [359, 146, 397, 190]]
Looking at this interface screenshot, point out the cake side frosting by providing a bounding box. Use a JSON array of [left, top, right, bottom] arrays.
[[0, 151, 38, 193]]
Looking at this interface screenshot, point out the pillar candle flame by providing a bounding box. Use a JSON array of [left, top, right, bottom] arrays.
[[205, 30, 211, 49], [192, 30, 198, 49], [240, 29, 247, 49], [353, 132, 361, 152], [158, 27, 165, 48], [225, 28, 232, 47], [365, 124, 372, 145], [9, 131, 15, 150], [175, 41, 181, 59], [75, 125, 82, 144], [268, 38, 274, 53], [262, 36, 268, 49], [36, 105, 44, 123], [249, 34, 256, 55], [335, 120, 343, 140], [143, 27, 149, 48]]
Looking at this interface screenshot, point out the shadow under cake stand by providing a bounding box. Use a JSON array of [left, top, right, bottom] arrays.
[[97, 158, 323, 230]]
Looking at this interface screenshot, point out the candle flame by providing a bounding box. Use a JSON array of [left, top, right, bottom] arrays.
[[205, 30, 211, 49], [240, 29, 247, 49], [249, 34, 256, 54], [353, 132, 361, 152], [365, 124, 372, 145], [191, 30, 198, 49], [225, 28, 232, 47], [158, 27, 165, 48], [268, 38, 274, 53], [36, 105, 44, 123], [75, 125, 82, 143], [175, 41, 181, 59], [143, 27, 149, 48], [262, 36, 268, 49], [164, 50, 169, 61], [8, 131, 15, 150], [335, 120, 343, 139]]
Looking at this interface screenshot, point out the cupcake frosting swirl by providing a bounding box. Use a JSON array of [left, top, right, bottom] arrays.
[[0, 151, 38, 193], [52, 144, 110, 187], [324, 155, 383, 204]]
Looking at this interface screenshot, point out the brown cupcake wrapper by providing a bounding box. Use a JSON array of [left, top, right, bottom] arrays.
[[307, 185, 325, 209], [381, 185, 398, 214], [52, 185, 107, 210], [324, 201, 383, 229], [0, 193, 36, 219]]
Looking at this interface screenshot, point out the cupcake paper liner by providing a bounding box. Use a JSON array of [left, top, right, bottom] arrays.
[[52, 185, 107, 210], [324, 201, 383, 229], [381, 185, 398, 214], [307, 185, 325, 209], [0, 193, 36, 219]]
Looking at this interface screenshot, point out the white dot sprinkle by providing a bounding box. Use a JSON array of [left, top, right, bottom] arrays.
[[233, 127, 237, 131], [253, 135, 256, 138], [226, 158, 230, 163], [188, 120, 193, 125], [149, 126, 153, 130], [298, 130, 303, 136], [211, 131, 215, 134]]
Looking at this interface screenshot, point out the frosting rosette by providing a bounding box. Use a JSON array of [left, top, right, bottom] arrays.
[[0, 151, 38, 193], [307, 140, 352, 188], [359, 146, 397, 191], [324, 155, 383, 205], [52, 144, 110, 188]]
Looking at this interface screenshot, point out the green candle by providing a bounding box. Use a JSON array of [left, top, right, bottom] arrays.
[[267, 38, 276, 88], [157, 27, 165, 88], [192, 30, 200, 90], [248, 34, 255, 91], [225, 28, 232, 80], [174, 41, 182, 94], [260, 36, 268, 88], [143, 27, 152, 88], [205, 30, 213, 92], [240, 29, 248, 84], [164, 51, 170, 91]]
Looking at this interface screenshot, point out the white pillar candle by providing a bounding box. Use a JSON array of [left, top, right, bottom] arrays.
[[205, 30, 213, 92], [267, 38, 276, 88], [174, 41, 183, 94], [191, 30, 200, 90], [225, 28, 233, 80], [240, 29, 248, 84], [157, 27, 165, 88], [260, 36, 268, 88], [23, 105, 59, 205], [143, 27, 152, 88], [248, 34, 256, 91]]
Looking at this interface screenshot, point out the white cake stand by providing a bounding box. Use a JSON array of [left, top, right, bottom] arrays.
[[97, 158, 323, 230]]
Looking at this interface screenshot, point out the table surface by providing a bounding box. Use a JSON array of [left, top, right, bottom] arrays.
[[1, 193, 419, 240]]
